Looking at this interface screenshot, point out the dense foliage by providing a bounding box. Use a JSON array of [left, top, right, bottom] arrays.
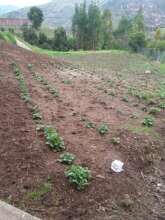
[[28, 7, 44, 29], [20, 4, 165, 63]]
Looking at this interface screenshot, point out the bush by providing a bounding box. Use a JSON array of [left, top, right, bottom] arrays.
[[0, 27, 5, 32], [44, 126, 65, 151], [128, 31, 146, 52], [148, 40, 165, 52], [53, 27, 69, 51], [65, 165, 91, 190], [22, 26, 38, 45]]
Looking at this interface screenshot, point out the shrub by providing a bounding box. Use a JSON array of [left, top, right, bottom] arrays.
[[128, 31, 146, 52], [22, 26, 38, 45], [65, 165, 91, 190], [142, 116, 154, 127], [58, 152, 75, 165], [44, 126, 65, 151], [0, 27, 5, 32]]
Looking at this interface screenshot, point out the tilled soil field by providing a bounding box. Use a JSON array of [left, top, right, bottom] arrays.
[[0, 42, 165, 220]]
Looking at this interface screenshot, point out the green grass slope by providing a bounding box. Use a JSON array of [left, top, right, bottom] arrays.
[[0, 32, 16, 44]]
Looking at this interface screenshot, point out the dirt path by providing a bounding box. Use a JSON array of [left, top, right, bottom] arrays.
[[16, 38, 31, 51], [0, 42, 164, 220]]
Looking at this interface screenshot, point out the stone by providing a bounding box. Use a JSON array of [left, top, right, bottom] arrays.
[[121, 194, 134, 208]]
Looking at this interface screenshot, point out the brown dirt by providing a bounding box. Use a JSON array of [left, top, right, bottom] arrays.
[[0, 42, 165, 220]]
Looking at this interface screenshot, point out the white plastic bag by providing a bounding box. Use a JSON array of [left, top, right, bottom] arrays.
[[111, 160, 124, 173]]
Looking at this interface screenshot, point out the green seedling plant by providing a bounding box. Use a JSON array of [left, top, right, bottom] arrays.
[[65, 165, 91, 190], [44, 126, 65, 151], [32, 112, 42, 120], [112, 137, 120, 145], [28, 182, 52, 201], [122, 96, 129, 102], [85, 120, 96, 129], [159, 103, 165, 109], [62, 79, 72, 85], [28, 68, 60, 98], [98, 123, 109, 135], [27, 63, 33, 70], [143, 116, 154, 127], [58, 152, 75, 165], [149, 107, 160, 115]]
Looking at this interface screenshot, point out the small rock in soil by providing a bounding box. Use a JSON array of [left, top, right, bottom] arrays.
[[121, 194, 134, 208]]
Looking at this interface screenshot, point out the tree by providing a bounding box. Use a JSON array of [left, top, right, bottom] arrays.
[[128, 8, 146, 52], [102, 9, 113, 49], [72, 1, 88, 49], [132, 8, 145, 32], [28, 7, 43, 29], [72, 1, 102, 50], [113, 16, 132, 50], [22, 25, 38, 45], [53, 27, 68, 51], [88, 2, 102, 49], [38, 32, 52, 49], [128, 31, 146, 52], [115, 16, 132, 36], [155, 28, 161, 40]]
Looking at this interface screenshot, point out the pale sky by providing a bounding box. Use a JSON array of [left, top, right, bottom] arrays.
[[0, 0, 51, 7]]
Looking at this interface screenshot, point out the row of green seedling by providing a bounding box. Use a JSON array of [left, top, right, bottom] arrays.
[[12, 63, 44, 127], [44, 125, 91, 190], [28, 64, 91, 190], [81, 116, 109, 135], [12, 63, 31, 103], [28, 64, 59, 97]]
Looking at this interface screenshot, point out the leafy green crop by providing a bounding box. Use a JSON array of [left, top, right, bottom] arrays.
[[12, 63, 31, 103], [143, 116, 154, 127], [159, 103, 165, 109], [65, 165, 91, 190], [112, 137, 120, 145], [58, 152, 75, 165], [98, 124, 109, 135], [44, 126, 65, 151]]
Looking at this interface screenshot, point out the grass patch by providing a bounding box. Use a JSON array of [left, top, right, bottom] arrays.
[[28, 183, 52, 201], [0, 31, 16, 44], [160, 64, 165, 74]]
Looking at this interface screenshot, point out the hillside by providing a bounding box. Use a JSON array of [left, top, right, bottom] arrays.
[[2, 0, 84, 29], [0, 41, 165, 220], [3, 0, 165, 29], [103, 0, 165, 29], [0, 5, 19, 15]]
